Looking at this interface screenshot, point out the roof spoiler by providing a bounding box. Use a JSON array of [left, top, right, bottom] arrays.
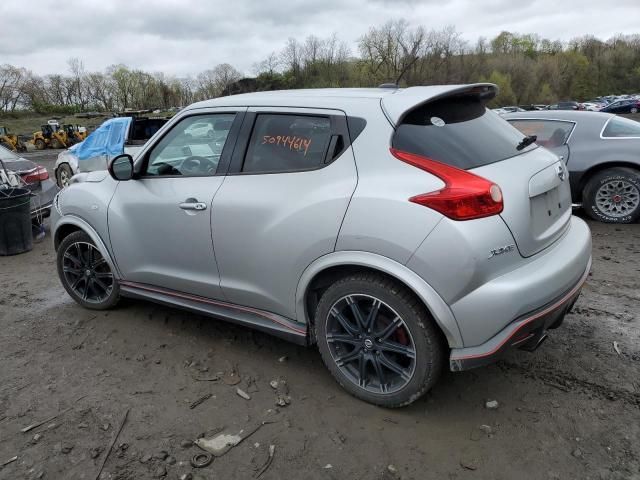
[[381, 83, 498, 126]]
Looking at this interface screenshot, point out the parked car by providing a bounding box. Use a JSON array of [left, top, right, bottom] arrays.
[[52, 84, 592, 407], [492, 106, 525, 115], [599, 99, 640, 114], [518, 104, 546, 111], [504, 110, 640, 223], [54, 116, 168, 188], [0, 143, 57, 219], [547, 101, 582, 110], [581, 102, 605, 112]]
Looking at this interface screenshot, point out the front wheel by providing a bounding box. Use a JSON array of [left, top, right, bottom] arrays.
[[57, 231, 120, 310], [583, 167, 640, 223], [56, 163, 74, 188], [315, 273, 444, 408]]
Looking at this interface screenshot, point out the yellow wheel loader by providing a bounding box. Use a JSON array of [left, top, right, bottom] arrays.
[[0, 126, 27, 152], [32, 124, 71, 150]]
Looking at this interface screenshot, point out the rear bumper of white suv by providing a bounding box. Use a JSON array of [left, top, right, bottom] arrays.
[[448, 216, 592, 371]]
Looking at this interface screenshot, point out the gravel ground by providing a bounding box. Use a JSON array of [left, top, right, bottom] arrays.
[[0, 151, 639, 480]]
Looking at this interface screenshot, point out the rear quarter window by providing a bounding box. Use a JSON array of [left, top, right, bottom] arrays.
[[392, 96, 534, 170], [602, 116, 640, 138]]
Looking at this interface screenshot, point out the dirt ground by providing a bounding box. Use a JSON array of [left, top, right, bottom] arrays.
[[0, 152, 639, 480]]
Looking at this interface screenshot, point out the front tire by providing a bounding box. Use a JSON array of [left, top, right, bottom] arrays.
[[56, 163, 74, 188], [57, 231, 119, 310], [583, 167, 640, 223], [315, 273, 444, 408]]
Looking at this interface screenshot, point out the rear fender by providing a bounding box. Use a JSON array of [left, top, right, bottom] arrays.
[[296, 251, 463, 348]]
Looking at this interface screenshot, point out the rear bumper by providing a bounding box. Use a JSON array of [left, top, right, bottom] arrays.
[[449, 258, 590, 371], [449, 216, 591, 347]]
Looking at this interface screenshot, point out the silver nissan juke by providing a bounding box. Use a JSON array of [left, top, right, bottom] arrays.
[[51, 84, 592, 407]]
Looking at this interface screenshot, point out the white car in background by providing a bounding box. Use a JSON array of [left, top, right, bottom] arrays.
[[54, 116, 167, 187], [581, 102, 604, 111]]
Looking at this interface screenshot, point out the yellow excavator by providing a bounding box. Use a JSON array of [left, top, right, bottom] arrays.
[[0, 126, 27, 152]]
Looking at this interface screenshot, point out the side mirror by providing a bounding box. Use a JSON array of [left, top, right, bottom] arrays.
[[108, 154, 134, 181]]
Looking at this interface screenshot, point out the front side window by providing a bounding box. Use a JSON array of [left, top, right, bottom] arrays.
[[508, 119, 574, 148], [242, 114, 332, 173], [602, 116, 640, 138], [146, 114, 235, 176]]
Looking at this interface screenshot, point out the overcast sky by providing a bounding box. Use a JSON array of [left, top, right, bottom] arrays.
[[1, 0, 638, 77]]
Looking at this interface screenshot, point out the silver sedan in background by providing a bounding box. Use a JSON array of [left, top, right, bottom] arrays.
[[504, 111, 640, 223]]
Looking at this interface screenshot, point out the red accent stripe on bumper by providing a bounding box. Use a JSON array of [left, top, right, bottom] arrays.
[[451, 262, 590, 362]]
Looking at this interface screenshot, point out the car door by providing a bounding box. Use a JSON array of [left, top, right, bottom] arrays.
[[211, 108, 358, 318], [108, 108, 244, 299], [507, 119, 574, 164]]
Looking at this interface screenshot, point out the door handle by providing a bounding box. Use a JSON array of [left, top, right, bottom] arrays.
[[179, 200, 207, 211]]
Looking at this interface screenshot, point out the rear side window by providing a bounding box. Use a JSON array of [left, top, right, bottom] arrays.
[[392, 96, 534, 170], [508, 119, 574, 148], [602, 116, 640, 138], [242, 114, 331, 173]]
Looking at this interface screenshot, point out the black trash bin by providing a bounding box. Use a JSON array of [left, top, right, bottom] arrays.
[[0, 187, 33, 256]]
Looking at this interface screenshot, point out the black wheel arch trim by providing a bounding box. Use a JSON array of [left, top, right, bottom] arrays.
[[54, 215, 122, 279]]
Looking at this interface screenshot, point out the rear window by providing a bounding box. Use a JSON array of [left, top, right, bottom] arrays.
[[602, 116, 640, 138], [392, 96, 535, 169]]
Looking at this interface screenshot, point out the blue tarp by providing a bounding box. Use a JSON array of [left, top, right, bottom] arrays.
[[72, 117, 131, 161]]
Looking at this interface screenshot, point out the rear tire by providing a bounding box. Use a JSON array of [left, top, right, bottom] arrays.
[[57, 231, 120, 310], [583, 167, 640, 223], [631, 107, 638, 114], [314, 272, 444, 408]]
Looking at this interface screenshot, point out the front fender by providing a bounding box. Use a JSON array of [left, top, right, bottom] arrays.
[[52, 213, 121, 279], [295, 251, 463, 348], [55, 151, 79, 176]]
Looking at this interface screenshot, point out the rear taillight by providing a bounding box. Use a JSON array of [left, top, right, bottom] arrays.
[[21, 165, 49, 184], [390, 148, 503, 221]]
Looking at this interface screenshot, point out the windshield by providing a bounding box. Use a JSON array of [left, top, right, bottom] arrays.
[[0, 144, 20, 161]]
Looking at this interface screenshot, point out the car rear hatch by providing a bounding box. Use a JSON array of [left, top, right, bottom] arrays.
[[471, 148, 571, 256], [389, 86, 571, 257]]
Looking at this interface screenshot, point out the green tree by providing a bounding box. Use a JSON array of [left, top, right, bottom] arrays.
[[481, 71, 517, 106]]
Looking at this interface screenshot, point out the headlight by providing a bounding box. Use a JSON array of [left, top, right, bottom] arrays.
[[53, 191, 63, 215]]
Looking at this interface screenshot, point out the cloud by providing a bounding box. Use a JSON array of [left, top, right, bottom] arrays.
[[0, 0, 638, 76]]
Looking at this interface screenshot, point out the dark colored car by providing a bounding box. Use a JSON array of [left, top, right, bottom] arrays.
[[0, 144, 58, 219], [519, 104, 546, 111], [600, 99, 640, 114], [505, 110, 640, 223], [547, 101, 582, 111]]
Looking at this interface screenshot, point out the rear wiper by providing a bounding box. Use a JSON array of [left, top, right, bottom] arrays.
[[516, 135, 537, 151]]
